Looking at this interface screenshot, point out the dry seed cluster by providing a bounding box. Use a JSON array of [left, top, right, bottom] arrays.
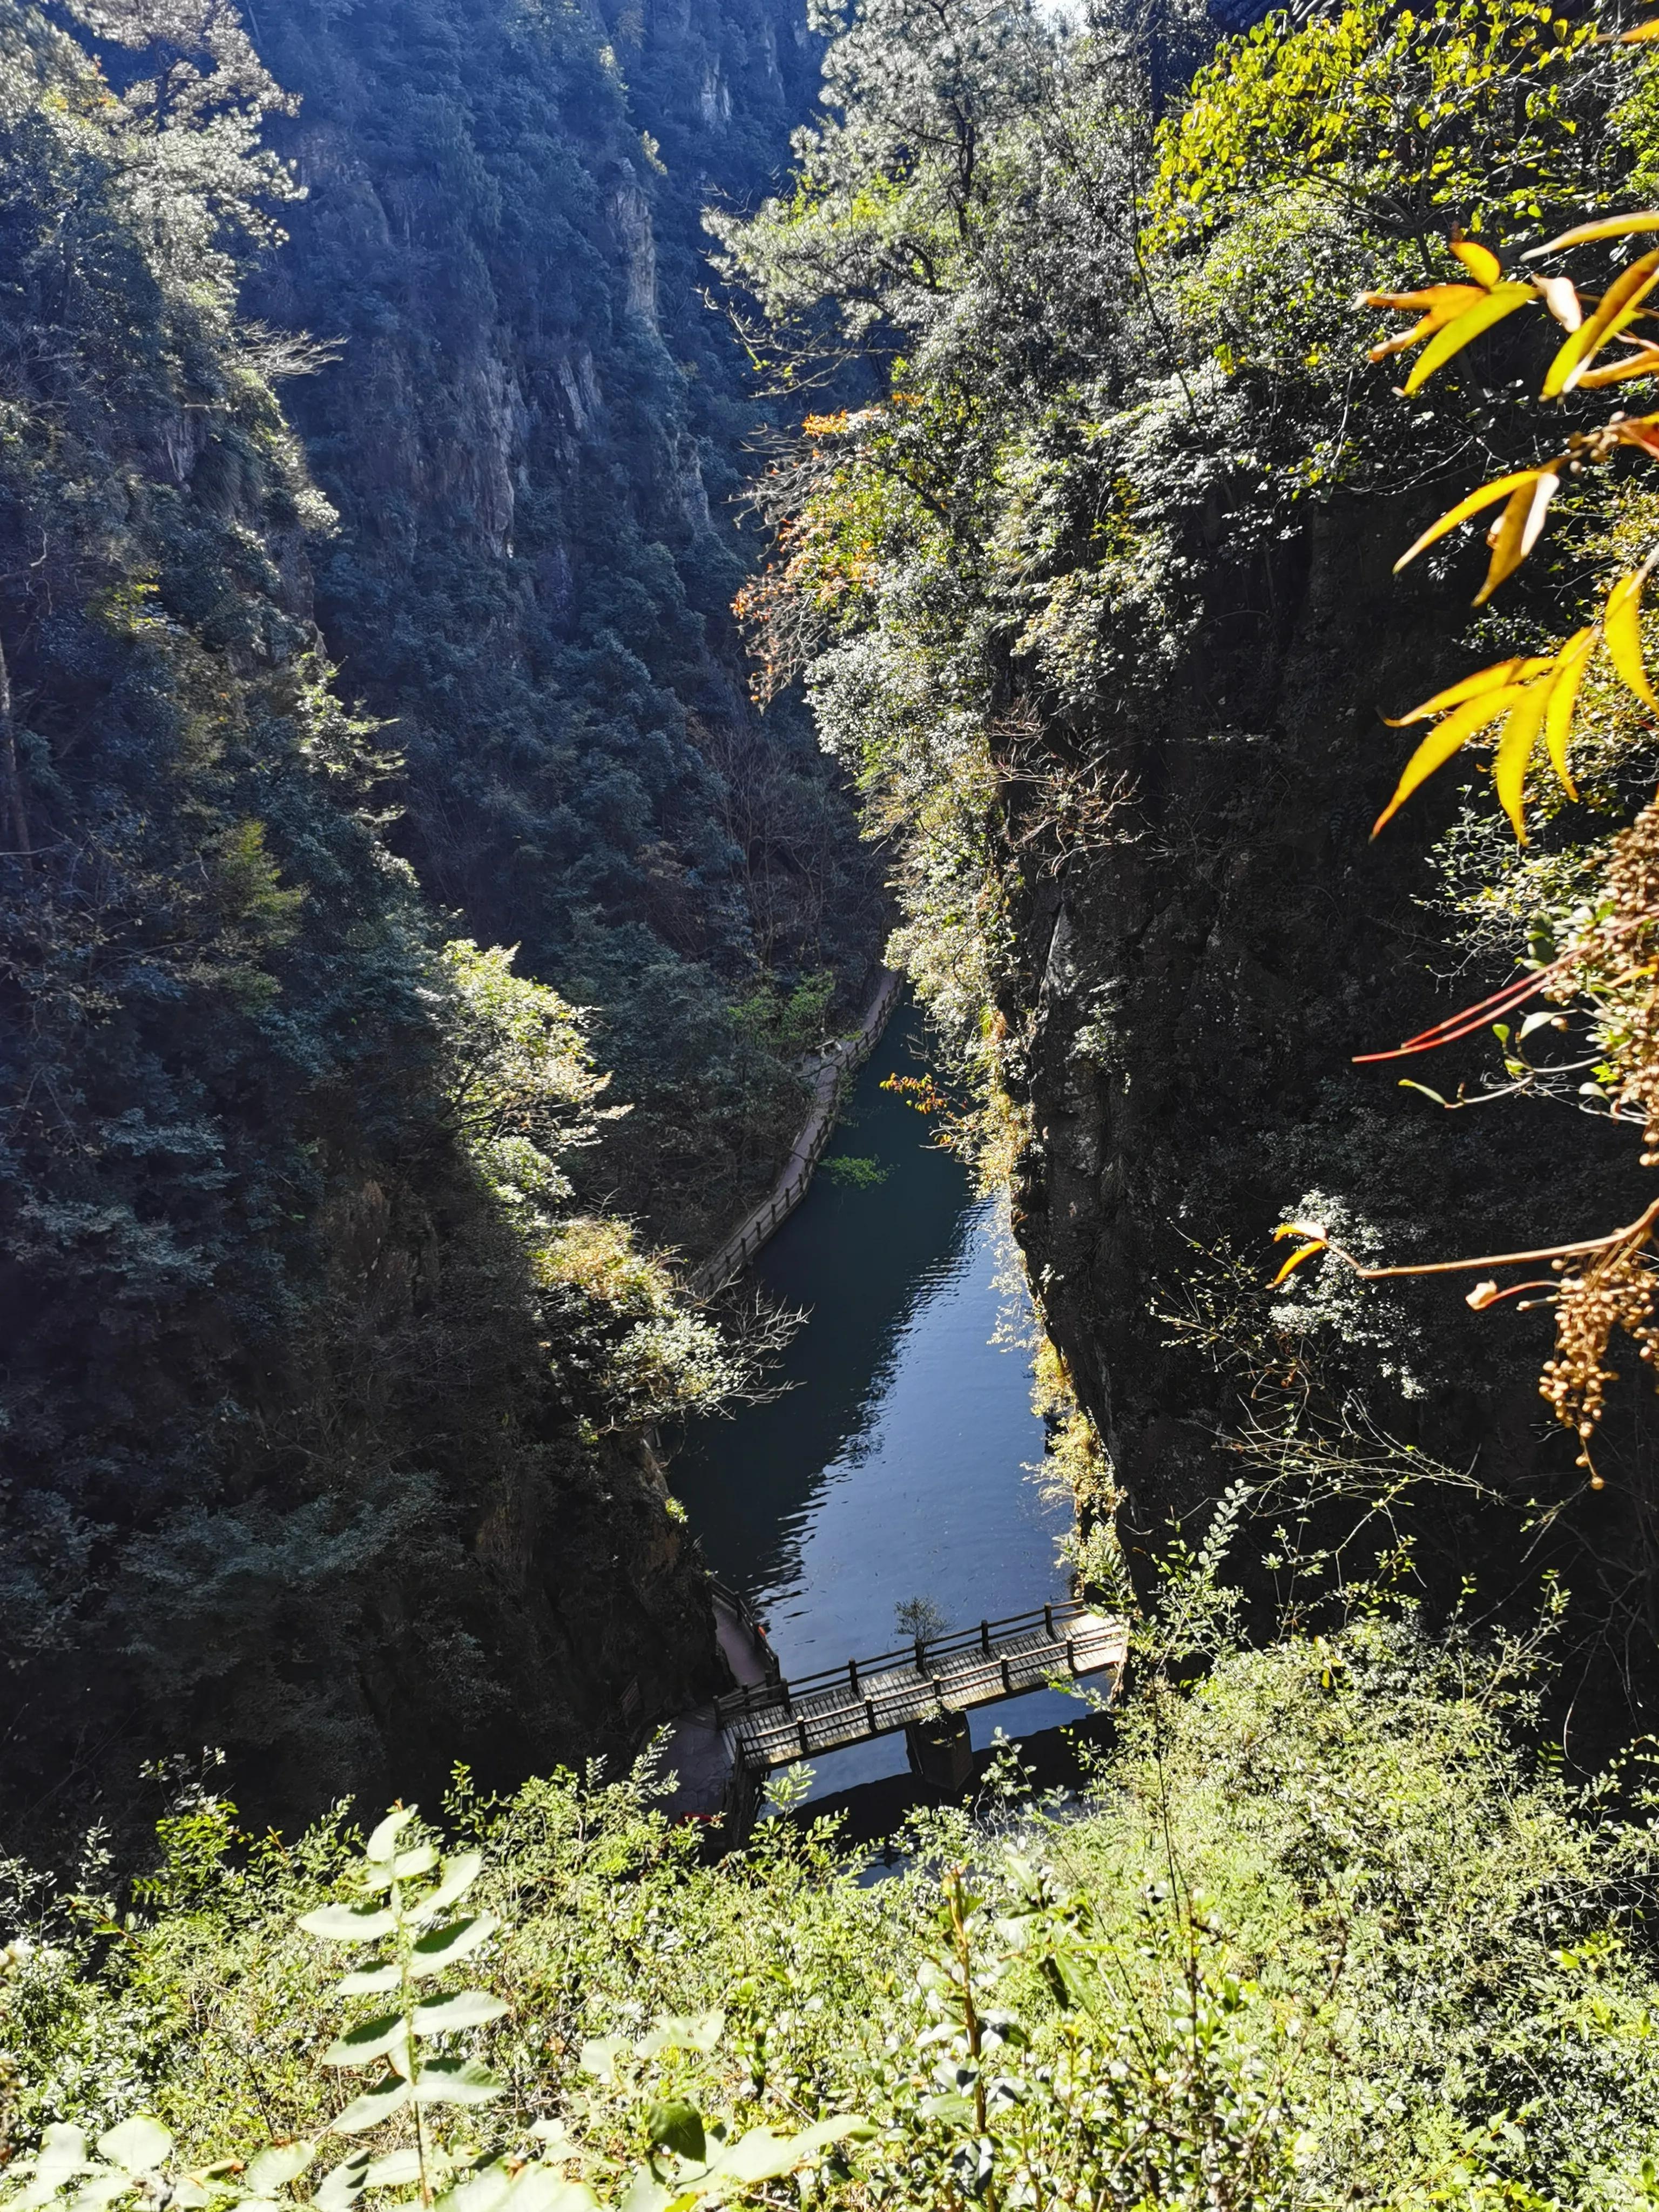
[[1533, 796, 1659, 1455], [1540, 1243, 1659, 1456], [1572, 794, 1659, 1162]]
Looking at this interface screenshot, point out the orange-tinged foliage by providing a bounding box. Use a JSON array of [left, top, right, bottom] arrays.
[[1451, 233, 1505, 286], [1364, 282, 1489, 361], [1606, 561, 1659, 707], [1542, 247, 1659, 394], [1372, 684, 1530, 836], [732, 401, 948, 703], [1543, 625, 1595, 796], [1406, 282, 1536, 392]]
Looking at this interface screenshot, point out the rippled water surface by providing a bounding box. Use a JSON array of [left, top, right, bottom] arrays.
[[671, 1002, 1078, 1797]]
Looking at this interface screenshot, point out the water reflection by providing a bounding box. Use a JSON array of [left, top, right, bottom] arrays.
[[670, 1003, 1078, 1796]]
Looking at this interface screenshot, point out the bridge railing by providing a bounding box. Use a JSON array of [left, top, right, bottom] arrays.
[[713, 1597, 1107, 1727]]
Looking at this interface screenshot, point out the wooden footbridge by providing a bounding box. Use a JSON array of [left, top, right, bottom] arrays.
[[716, 1599, 1128, 1802]]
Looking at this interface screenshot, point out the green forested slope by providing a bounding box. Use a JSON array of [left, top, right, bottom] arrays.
[[0, 0, 797, 1849], [244, 0, 887, 1252]]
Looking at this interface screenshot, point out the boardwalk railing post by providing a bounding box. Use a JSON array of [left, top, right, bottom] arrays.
[[1044, 1602, 1056, 1639], [1065, 1636, 1077, 1675], [848, 1658, 859, 1692], [1000, 1655, 1012, 1693], [865, 1696, 878, 1735], [980, 1619, 990, 1654], [914, 1637, 927, 1674], [797, 1716, 810, 1757]]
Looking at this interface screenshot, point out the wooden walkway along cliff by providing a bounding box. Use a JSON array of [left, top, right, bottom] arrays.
[[689, 967, 904, 1298]]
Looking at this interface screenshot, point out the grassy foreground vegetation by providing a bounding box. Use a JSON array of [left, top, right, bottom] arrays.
[[6, 1590, 1659, 2210], [17, 0, 1659, 2203]]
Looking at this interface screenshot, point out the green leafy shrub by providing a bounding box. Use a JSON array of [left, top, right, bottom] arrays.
[[6, 1604, 1659, 2208], [0, 1808, 869, 2212], [819, 1154, 888, 1187]]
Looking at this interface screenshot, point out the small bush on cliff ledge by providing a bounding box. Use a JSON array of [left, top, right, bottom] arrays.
[[6, 1607, 1659, 2209], [437, 940, 774, 1431]]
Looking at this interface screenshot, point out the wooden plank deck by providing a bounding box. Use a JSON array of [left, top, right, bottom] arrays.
[[688, 969, 902, 1298], [716, 1599, 1129, 1773]]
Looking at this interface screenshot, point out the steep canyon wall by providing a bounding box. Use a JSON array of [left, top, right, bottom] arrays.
[[998, 490, 1653, 1607], [0, 0, 854, 1849], [248, 0, 887, 1253]]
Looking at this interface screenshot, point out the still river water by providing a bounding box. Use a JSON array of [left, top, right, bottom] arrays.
[[671, 1001, 1080, 1800]]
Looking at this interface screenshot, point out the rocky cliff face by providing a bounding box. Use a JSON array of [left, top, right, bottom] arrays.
[[997, 492, 1650, 1590], [0, 0, 725, 1852], [245, 0, 887, 1255]]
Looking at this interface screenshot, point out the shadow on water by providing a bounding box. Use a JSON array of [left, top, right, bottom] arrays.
[[671, 999, 1082, 1800]]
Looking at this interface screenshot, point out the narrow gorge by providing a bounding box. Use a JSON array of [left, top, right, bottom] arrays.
[[15, 0, 1659, 2197], [9, 0, 1659, 1842]]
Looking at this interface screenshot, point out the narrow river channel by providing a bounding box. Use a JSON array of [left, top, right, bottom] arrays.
[[672, 1000, 1080, 1801]]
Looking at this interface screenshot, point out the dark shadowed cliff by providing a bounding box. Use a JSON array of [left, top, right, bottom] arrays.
[[718, 0, 1659, 1682], [0, 0, 865, 1851], [997, 493, 1653, 1588]]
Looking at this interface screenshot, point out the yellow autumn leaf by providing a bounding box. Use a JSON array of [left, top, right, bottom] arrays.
[[1394, 470, 1559, 575], [1525, 214, 1659, 255], [1542, 248, 1659, 396], [1372, 686, 1524, 837], [1403, 284, 1536, 394], [1363, 284, 1488, 362], [1576, 344, 1659, 388], [1492, 678, 1553, 841], [1362, 284, 1483, 315], [1606, 568, 1659, 711], [1450, 234, 1503, 288], [1382, 655, 1552, 726], [1543, 628, 1595, 799], [1475, 470, 1560, 605], [1272, 1241, 1328, 1287], [1618, 19, 1659, 40], [1273, 1219, 1327, 1242], [1534, 275, 1583, 331]]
